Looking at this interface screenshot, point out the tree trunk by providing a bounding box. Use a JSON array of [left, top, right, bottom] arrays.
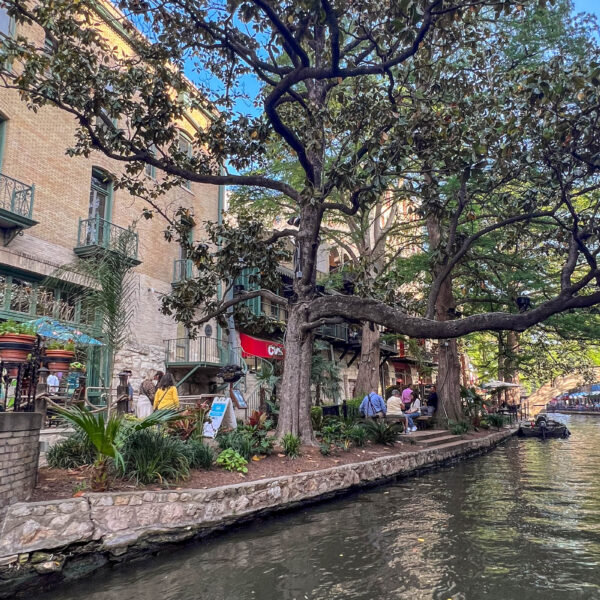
[[505, 330, 520, 404], [277, 305, 316, 443], [354, 322, 381, 396]]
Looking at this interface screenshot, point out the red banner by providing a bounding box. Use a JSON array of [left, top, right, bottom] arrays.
[[240, 333, 284, 360]]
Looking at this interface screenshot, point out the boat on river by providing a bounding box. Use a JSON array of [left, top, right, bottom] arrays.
[[518, 414, 570, 439]]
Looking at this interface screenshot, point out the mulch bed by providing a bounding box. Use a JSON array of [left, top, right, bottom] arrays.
[[30, 430, 496, 503]]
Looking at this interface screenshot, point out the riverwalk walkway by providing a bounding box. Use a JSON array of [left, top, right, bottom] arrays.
[[0, 427, 515, 599]]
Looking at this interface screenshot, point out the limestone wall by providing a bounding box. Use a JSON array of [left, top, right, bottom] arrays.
[[0, 429, 513, 598], [0, 413, 42, 510]]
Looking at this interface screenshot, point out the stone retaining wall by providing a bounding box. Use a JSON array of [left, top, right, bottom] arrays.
[[0, 429, 513, 599], [0, 413, 42, 510]]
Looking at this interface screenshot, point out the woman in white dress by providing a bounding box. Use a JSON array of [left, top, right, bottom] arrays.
[[136, 370, 156, 418]]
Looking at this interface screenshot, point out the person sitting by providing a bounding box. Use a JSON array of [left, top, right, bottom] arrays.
[[359, 389, 387, 419], [387, 389, 410, 433], [427, 385, 438, 415], [404, 395, 422, 432], [153, 373, 180, 411]]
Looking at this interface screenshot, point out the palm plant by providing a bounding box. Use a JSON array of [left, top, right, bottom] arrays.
[[362, 420, 402, 446], [49, 227, 138, 417], [54, 406, 179, 490]]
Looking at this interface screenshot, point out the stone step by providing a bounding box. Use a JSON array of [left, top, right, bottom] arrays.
[[420, 438, 473, 452], [411, 434, 461, 447], [406, 429, 448, 441]]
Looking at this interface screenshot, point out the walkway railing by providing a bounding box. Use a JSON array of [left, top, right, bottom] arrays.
[[165, 337, 246, 370], [0, 172, 34, 219]]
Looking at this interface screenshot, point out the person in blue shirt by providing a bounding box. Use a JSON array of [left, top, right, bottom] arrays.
[[359, 389, 387, 418]]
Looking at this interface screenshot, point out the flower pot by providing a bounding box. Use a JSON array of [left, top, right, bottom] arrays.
[[0, 333, 36, 364], [45, 349, 76, 373]]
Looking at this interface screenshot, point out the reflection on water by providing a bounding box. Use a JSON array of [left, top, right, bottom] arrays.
[[42, 416, 600, 600]]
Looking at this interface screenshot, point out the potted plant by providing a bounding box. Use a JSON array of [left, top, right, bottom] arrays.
[[45, 340, 76, 372], [0, 321, 37, 363]]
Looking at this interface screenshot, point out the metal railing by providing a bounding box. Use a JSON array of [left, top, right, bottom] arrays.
[[165, 337, 246, 369], [0, 172, 34, 219], [172, 259, 194, 283], [76, 216, 139, 261], [318, 322, 349, 343]]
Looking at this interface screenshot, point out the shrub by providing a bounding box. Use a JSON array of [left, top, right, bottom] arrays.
[[216, 448, 248, 473], [120, 429, 190, 484], [282, 433, 301, 458], [216, 426, 273, 459], [348, 424, 368, 447], [319, 443, 332, 456], [47, 430, 96, 469], [311, 406, 324, 431], [183, 439, 215, 470], [486, 413, 507, 430], [449, 420, 470, 435], [345, 397, 363, 422], [362, 420, 401, 445]]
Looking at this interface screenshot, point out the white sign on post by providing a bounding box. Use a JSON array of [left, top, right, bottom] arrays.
[[203, 396, 237, 438]]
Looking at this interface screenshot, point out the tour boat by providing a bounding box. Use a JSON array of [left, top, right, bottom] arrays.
[[518, 414, 570, 439]]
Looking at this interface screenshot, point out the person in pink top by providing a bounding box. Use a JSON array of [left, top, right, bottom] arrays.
[[401, 385, 414, 410]]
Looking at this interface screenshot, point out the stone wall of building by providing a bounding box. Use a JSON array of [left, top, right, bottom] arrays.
[[0, 413, 42, 510], [0, 429, 513, 598]]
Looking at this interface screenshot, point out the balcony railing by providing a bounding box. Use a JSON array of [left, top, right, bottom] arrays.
[[165, 337, 244, 368], [75, 216, 139, 263], [172, 259, 194, 284], [318, 322, 349, 343], [0, 172, 34, 220]]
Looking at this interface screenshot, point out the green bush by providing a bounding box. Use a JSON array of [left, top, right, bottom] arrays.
[[345, 397, 363, 422], [120, 429, 190, 484], [216, 448, 248, 473], [311, 406, 324, 431], [449, 420, 470, 435], [183, 439, 215, 470], [348, 424, 368, 447], [486, 413, 507, 430], [362, 420, 401, 445], [282, 433, 301, 458], [47, 430, 96, 469], [319, 443, 332, 456], [216, 427, 273, 460]]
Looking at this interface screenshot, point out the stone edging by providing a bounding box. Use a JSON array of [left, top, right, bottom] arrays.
[[0, 428, 514, 599]]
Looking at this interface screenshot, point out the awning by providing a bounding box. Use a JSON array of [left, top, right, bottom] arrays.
[[240, 333, 284, 360]]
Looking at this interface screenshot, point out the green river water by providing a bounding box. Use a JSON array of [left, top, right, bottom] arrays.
[[42, 415, 600, 600]]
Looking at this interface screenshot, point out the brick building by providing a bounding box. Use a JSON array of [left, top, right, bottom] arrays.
[[0, 1, 224, 397]]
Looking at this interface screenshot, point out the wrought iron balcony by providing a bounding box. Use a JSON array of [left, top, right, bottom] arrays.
[[165, 336, 243, 368], [0, 172, 37, 245], [75, 216, 140, 264]]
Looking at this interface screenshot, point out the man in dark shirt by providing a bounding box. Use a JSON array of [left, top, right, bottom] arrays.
[[427, 385, 438, 414]]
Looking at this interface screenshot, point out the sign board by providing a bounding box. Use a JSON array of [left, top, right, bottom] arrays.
[[232, 388, 248, 409], [239, 333, 284, 360], [203, 396, 237, 438]]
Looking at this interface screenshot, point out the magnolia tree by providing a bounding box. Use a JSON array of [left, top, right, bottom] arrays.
[[3, 0, 600, 440]]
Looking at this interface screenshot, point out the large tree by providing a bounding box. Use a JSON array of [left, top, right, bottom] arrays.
[[3, 0, 600, 440]]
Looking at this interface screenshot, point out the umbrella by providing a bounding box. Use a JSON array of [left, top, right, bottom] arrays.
[[26, 317, 104, 346], [481, 380, 521, 390]]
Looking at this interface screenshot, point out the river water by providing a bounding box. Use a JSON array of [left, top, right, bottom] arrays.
[[42, 415, 600, 600]]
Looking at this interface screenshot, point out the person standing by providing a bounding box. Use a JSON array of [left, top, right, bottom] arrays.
[[153, 373, 180, 411], [47, 372, 60, 394], [137, 370, 156, 419], [359, 389, 387, 418]]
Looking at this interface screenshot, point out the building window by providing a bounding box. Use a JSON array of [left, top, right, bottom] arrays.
[[178, 133, 192, 190], [145, 145, 157, 179], [0, 7, 13, 38], [36, 287, 55, 318], [87, 168, 112, 244]]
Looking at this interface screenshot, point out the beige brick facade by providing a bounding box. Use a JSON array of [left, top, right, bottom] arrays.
[[0, 4, 222, 393]]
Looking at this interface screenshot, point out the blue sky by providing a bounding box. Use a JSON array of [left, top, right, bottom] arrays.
[[573, 0, 600, 17]]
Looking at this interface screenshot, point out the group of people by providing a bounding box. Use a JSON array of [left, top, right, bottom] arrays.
[[358, 384, 437, 434], [135, 370, 180, 418]]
